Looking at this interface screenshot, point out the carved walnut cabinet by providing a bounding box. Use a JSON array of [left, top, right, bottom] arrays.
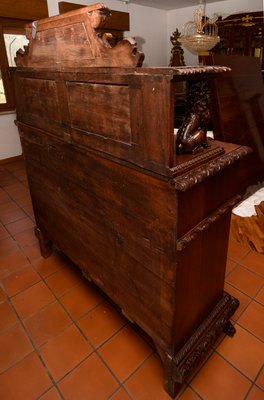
[[14, 4, 250, 397]]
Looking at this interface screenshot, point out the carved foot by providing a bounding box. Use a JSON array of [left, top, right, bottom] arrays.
[[165, 377, 183, 399], [155, 292, 239, 398], [223, 321, 236, 337], [34, 226, 53, 258]]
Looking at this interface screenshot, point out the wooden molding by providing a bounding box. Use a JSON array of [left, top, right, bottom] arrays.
[[0, 155, 23, 165]]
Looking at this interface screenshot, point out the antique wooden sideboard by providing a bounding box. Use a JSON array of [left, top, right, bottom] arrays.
[[14, 4, 251, 397]]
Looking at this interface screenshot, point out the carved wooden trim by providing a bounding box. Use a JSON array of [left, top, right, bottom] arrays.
[[176, 195, 241, 251], [171, 65, 231, 75], [172, 143, 224, 176], [174, 145, 251, 192], [168, 292, 239, 385]]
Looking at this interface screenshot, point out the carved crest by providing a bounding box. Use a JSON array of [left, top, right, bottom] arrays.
[[15, 3, 144, 68]]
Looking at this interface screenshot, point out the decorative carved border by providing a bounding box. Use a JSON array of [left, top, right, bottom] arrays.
[[172, 146, 224, 175], [167, 292, 239, 386], [176, 195, 241, 251], [172, 65, 231, 75], [174, 145, 251, 192]]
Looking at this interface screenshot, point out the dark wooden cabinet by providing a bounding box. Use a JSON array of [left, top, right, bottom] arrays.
[[14, 4, 250, 397], [214, 12, 264, 74]]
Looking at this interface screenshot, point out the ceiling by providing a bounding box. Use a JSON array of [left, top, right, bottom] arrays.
[[120, 0, 225, 10]]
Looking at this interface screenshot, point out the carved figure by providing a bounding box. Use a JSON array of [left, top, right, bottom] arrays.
[[169, 28, 185, 67], [176, 80, 211, 154]]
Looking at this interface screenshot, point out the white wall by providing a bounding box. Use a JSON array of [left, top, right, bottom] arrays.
[[0, 112, 22, 159], [167, 0, 263, 66]]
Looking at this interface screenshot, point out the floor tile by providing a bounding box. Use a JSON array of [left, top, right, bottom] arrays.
[[216, 324, 264, 380], [124, 354, 171, 400], [246, 385, 264, 400], [0, 236, 18, 255], [109, 387, 131, 400], [0, 301, 18, 332], [0, 189, 10, 205], [0, 223, 9, 240], [58, 353, 119, 399], [0, 352, 52, 400], [21, 203, 35, 219], [60, 282, 103, 321], [255, 287, 264, 305], [99, 325, 152, 382], [5, 216, 35, 236], [77, 301, 127, 348], [225, 265, 263, 298], [227, 240, 250, 262], [23, 302, 72, 347], [0, 248, 30, 279], [178, 387, 201, 399], [22, 242, 42, 262], [224, 283, 252, 320], [33, 251, 71, 278], [39, 324, 93, 381], [225, 258, 237, 276], [4, 160, 24, 172], [0, 171, 16, 187], [4, 182, 26, 198], [13, 227, 38, 248], [190, 353, 251, 400], [238, 301, 264, 341], [0, 207, 27, 225], [256, 367, 264, 390], [2, 264, 41, 297], [11, 281, 55, 319], [0, 286, 6, 303], [45, 264, 84, 297], [0, 323, 33, 373], [241, 252, 264, 278], [39, 387, 62, 400]]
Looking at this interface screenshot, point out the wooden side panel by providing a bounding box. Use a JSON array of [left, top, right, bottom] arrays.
[[174, 212, 231, 349], [19, 126, 177, 350], [67, 82, 131, 143], [15, 76, 63, 137]]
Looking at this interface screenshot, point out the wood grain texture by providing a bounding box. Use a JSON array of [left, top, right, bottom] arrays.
[[14, 8, 250, 397]]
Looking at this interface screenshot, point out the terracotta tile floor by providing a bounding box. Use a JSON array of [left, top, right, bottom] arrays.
[[0, 158, 263, 400]]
